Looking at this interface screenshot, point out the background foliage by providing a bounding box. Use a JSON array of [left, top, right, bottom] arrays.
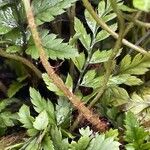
[[0, 0, 150, 149]]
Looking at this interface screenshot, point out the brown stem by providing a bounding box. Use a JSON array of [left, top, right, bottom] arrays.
[[23, 0, 107, 132]]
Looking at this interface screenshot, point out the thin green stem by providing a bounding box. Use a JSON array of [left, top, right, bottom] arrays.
[[123, 13, 150, 29], [5, 143, 24, 150], [37, 126, 48, 144], [19, 136, 36, 150], [0, 49, 42, 79], [74, 39, 95, 92], [74, 57, 89, 91], [71, 0, 125, 131], [90, 0, 125, 106], [123, 12, 141, 37], [82, 0, 147, 54]]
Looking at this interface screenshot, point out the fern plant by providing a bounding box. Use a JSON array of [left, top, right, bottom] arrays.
[[125, 112, 150, 150], [0, 98, 17, 136], [9, 87, 120, 150], [0, 0, 150, 149], [9, 89, 150, 150]]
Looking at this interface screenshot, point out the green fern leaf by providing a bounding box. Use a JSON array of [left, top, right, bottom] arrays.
[[42, 73, 63, 96], [126, 92, 150, 115], [133, 0, 150, 12], [0, 7, 18, 34], [98, 0, 122, 20], [32, 0, 78, 25], [65, 74, 73, 91], [98, 0, 112, 17], [110, 74, 143, 86], [72, 52, 85, 71], [90, 49, 112, 64], [33, 110, 49, 130], [7, 81, 27, 98], [0, 98, 17, 112], [81, 70, 101, 88], [6, 45, 21, 53], [102, 86, 129, 106], [70, 134, 91, 150], [29, 87, 56, 124], [43, 34, 78, 59], [56, 97, 72, 126], [70, 127, 120, 150], [24, 138, 39, 150], [119, 53, 150, 75], [0, 111, 15, 129], [26, 33, 78, 60], [74, 17, 91, 50], [84, 0, 117, 34], [105, 129, 119, 140], [125, 87, 150, 132], [26, 45, 39, 60], [81, 71, 139, 89], [125, 112, 149, 149], [84, 9, 97, 33], [42, 73, 73, 96], [70, 127, 92, 150], [96, 23, 118, 43], [42, 135, 55, 150], [87, 134, 120, 150], [18, 105, 34, 129], [50, 126, 69, 150], [102, 13, 117, 22]]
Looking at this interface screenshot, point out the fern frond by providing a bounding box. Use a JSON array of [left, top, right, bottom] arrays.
[[126, 87, 150, 115], [26, 33, 78, 60], [32, 0, 78, 25], [125, 112, 150, 149], [29, 88, 56, 124], [119, 53, 150, 75], [74, 17, 91, 50], [18, 105, 34, 129]]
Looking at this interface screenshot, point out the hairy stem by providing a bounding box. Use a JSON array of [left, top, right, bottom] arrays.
[[0, 49, 42, 79], [23, 0, 107, 132], [82, 0, 147, 54], [123, 12, 141, 37], [123, 13, 150, 29], [71, 0, 125, 131], [91, 0, 125, 106]]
